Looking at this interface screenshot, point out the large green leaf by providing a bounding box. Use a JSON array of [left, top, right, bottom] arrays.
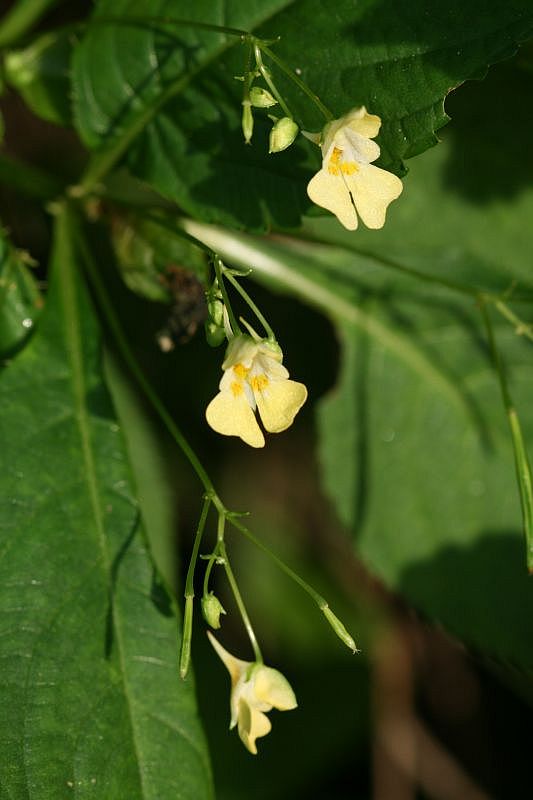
[[72, 0, 533, 229], [0, 207, 213, 798]]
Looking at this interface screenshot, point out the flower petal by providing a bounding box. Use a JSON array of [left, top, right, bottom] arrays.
[[307, 168, 358, 230], [253, 666, 298, 711], [344, 106, 381, 139], [237, 699, 272, 755], [255, 379, 308, 433], [222, 334, 259, 370], [345, 163, 403, 229], [206, 390, 265, 448], [342, 127, 380, 165], [207, 632, 249, 685]]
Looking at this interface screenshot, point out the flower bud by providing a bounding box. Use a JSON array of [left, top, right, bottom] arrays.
[[205, 320, 226, 348], [249, 86, 277, 108], [269, 117, 299, 153], [202, 593, 226, 629], [241, 101, 254, 144], [207, 295, 224, 328], [322, 604, 358, 653]]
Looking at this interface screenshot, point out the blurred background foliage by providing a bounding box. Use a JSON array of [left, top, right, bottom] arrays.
[[2, 0, 533, 798]]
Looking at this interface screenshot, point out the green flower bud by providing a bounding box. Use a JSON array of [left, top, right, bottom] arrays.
[[205, 320, 226, 348], [249, 86, 277, 108], [269, 117, 299, 153], [241, 101, 254, 144], [202, 593, 226, 629], [207, 295, 224, 328], [322, 604, 358, 653]]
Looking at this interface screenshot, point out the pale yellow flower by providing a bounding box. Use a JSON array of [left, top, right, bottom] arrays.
[[307, 106, 403, 230], [208, 632, 297, 754], [205, 334, 307, 448]]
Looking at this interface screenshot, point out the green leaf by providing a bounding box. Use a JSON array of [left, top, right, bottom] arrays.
[[72, 0, 533, 229], [0, 229, 41, 358], [0, 206, 213, 798], [110, 211, 207, 302], [317, 310, 533, 670], [4, 30, 73, 126]]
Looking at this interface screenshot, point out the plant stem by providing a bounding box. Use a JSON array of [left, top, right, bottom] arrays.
[[77, 219, 223, 510], [228, 516, 357, 651], [218, 519, 262, 662], [222, 269, 275, 340], [253, 42, 293, 119], [88, 15, 249, 39], [260, 42, 334, 122], [480, 300, 533, 571], [228, 517, 327, 608], [184, 496, 212, 600], [493, 299, 533, 344], [179, 496, 212, 678], [213, 257, 241, 335]]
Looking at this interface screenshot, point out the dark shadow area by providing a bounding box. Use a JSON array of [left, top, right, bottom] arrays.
[[442, 61, 533, 203], [399, 530, 533, 670], [104, 511, 140, 658]]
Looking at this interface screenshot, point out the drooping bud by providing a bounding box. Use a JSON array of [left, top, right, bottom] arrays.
[[241, 101, 254, 144], [321, 604, 358, 653], [202, 593, 226, 629], [205, 281, 226, 347], [269, 117, 299, 153], [249, 86, 277, 108]]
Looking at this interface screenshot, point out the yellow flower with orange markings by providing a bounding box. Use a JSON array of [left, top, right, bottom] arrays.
[[205, 334, 307, 448], [208, 632, 297, 754], [307, 106, 403, 230]]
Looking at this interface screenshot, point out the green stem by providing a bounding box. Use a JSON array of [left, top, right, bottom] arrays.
[[76, 218, 224, 511], [480, 301, 533, 571], [223, 269, 276, 340], [184, 496, 212, 599], [87, 15, 249, 39], [0, 0, 61, 48], [229, 517, 326, 607], [493, 299, 533, 344], [260, 42, 334, 122], [228, 516, 357, 651], [180, 496, 212, 678], [213, 257, 241, 335], [253, 41, 293, 119], [218, 517, 262, 662]]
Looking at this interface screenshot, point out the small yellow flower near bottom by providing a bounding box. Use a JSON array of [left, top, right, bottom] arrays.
[[208, 632, 297, 754], [206, 334, 307, 448], [307, 106, 403, 230]]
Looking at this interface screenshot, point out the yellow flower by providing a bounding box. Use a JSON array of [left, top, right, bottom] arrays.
[[205, 334, 307, 448], [208, 632, 297, 754], [307, 106, 403, 230]]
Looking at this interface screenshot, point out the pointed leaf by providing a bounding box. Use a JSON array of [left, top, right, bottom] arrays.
[[0, 207, 213, 798]]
